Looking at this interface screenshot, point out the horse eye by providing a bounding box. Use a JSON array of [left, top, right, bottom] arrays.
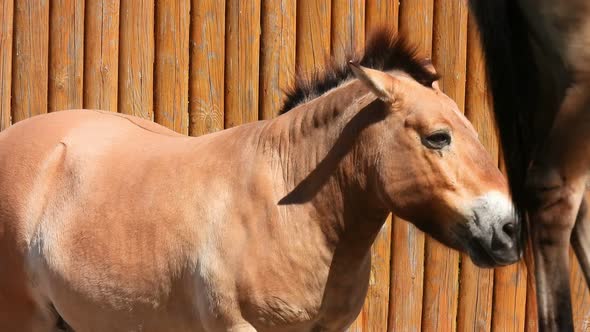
[[423, 130, 451, 149]]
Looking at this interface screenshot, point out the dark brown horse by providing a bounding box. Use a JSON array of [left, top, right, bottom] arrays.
[[0, 30, 518, 331], [468, 0, 590, 330]]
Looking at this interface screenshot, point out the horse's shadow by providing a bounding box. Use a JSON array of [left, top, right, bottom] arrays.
[[278, 99, 388, 205]]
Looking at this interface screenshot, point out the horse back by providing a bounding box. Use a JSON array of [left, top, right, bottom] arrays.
[[0, 109, 188, 242]]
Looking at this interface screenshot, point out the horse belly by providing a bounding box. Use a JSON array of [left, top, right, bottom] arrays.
[[26, 253, 205, 332], [21, 194, 206, 331]]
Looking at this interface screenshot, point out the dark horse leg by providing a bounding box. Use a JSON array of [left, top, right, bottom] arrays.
[[527, 81, 590, 332], [572, 191, 590, 288]]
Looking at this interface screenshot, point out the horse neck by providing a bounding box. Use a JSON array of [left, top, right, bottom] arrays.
[[263, 80, 389, 251]]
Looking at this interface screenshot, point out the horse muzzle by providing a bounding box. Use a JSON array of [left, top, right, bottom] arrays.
[[464, 191, 522, 267]]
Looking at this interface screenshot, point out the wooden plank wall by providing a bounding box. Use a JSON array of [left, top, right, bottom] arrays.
[[0, 0, 14, 130], [1, 0, 590, 331]]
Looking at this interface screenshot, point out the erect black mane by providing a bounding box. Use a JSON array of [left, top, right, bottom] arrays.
[[278, 28, 440, 114]]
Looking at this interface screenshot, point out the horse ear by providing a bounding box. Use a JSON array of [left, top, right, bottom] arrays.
[[348, 61, 395, 103], [423, 60, 441, 91]]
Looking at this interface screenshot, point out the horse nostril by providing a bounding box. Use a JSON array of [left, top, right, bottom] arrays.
[[503, 222, 516, 238]]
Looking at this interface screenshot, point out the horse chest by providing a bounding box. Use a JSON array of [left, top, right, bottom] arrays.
[[241, 253, 372, 331]]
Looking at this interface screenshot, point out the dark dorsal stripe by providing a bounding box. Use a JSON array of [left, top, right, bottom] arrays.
[[279, 27, 440, 114]]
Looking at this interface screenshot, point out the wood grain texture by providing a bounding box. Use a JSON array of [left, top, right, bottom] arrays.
[[457, 16, 496, 332], [431, 0, 468, 111], [491, 261, 528, 332], [463, 12, 498, 169], [389, 217, 426, 332], [348, 217, 392, 332], [493, 155, 528, 332], [458, 260, 494, 332], [12, 0, 49, 122], [422, 1, 468, 331], [0, 0, 14, 130], [224, 0, 261, 128], [83, 0, 119, 112], [388, 1, 433, 331], [331, 0, 365, 64], [570, 190, 590, 332], [570, 246, 590, 332], [524, 236, 539, 332], [49, 0, 84, 113], [118, 0, 154, 119], [189, 0, 225, 136], [154, 0, 190, 134], [296, 0, 331, 80], [398, 0, 433, 56], [259, 0, 296, 120], [365, 0, 398, 34]]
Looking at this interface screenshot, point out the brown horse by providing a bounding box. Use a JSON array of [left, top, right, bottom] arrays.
[[468, 0, 590, 330], [0, 30, 518, 331]]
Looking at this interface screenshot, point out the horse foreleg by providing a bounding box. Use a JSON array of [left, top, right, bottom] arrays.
[[527, 81, 590, 332], [529, 202, 579, 332], [572, 191, 590, 287]]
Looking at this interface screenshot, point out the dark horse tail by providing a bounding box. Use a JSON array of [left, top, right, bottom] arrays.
[[467, 0, 543, 214]]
